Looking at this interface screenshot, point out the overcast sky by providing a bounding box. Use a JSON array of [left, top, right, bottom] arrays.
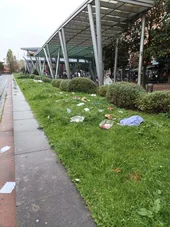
[[0, 0, 85, 62]]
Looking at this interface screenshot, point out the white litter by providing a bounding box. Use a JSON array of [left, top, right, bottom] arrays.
[[47, 115, 50, 119], [75, 178, 80, 182], [67, 108, 71, 113], [98, 109, 104, 113], [36, 220, 39, 223], [0, 146, 11, 153], [118, 111, 123, 114], [60, 92, 63, 94], [33, 80, 43, 83], [0, 182, 16, 194], [84, 108, 90, 112], [77, 103, 85, 107], [70, 116, 85, 123], [91, 94, 96, 97]]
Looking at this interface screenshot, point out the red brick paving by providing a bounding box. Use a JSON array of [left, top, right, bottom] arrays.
[[0, 75, 16, 227], [153, 83, 170, 91]]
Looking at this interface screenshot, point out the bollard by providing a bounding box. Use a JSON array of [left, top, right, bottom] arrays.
[[146, 83, 153, 92]]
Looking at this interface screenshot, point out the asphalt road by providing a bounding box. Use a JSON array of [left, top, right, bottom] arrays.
[[0, 74, 10, 115]]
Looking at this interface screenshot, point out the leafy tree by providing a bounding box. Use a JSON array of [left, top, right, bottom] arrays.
[[0, 62, 4, 73], [6, 49, 18, 73]]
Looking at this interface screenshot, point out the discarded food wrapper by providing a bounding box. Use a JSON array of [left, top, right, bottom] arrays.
[[105, 114, 112, 120], [98, 109, 104, 113], [33, 79, 43, 83], [67, 108, 71, 113], [77, 103, 85, 107], [91, 94, 96, 97], [108, 107, 113, 111], [81, 97, 87, 102], [75, 178, 80, 182], [47, 115, 50, 120], [70, 116, 85, 123], [84, 108, 90, 112], [0, 146, 11, 153], [120, 115, 144, 126], [73, 96, 80, 100], [99, 120, 113, 129], [118, 110, 123, 114]]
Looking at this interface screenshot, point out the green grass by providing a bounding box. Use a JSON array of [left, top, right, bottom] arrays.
[[15, 75, 170, 227]]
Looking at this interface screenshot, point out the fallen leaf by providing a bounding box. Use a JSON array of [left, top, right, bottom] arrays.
[[108, 107, 113, 111], [112, 168, 121, 173], [129, 173, 141, 181]]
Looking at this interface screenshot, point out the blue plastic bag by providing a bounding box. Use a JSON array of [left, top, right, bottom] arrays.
[[120, 115, 144, 126]]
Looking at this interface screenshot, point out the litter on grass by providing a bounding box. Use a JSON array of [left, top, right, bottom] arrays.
[[60, 92, 63, 94], [118, 110, 123, 114], [98, 109, 104, 113], [105, 114, 112, 120], [108, 107, 114, 111], [0, 146, 11, 153], [93, 102, 99, 105], [120, 115, 144, 126], [91, 94, 96, 97], [70, 116, 85, 123], [99, 120, 113, 129], [0, 182, 16, 194], [33, 80, 43, 83], [75, 178, 80, 182], [77, 103, 85, 107], [73, 96, 80, 100], [81, 97, 87, 102], [84, 108, 90, 112], [67, 108, 71, 113]]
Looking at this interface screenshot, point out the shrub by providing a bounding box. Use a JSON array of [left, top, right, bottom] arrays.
[[106, 82, 145, 109], [34, 75, 42, 80], [52, 79, 63, 88], [138, 91, 170, 113], [17, 74, 30, 79], [29, 74, 35, 79], [42, 77, 52, 83], [60, 80, 71, 91], [69, 77, 97, 94], [97, 85, 109, 97]]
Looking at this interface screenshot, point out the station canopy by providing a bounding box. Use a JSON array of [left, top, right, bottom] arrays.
[[35, 0, 155, 59]]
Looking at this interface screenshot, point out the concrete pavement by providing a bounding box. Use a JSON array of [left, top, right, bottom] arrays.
[[13, 77, 96, 227]]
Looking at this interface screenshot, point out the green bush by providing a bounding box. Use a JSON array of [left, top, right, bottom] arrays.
[[106, 82, 145, 109], [29, 74, 35, 79], [138, 91, 170, 113], [60, 80, 71, 91], [17, 74, 30, 79], [52, 79, 63, 88], [97, 85, 109, 97], [69, 77, 97, 94], [42, 77, 52, 83], [34, 75, 42, 80]]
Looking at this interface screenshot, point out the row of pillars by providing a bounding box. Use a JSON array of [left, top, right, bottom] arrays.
[[25, 0, 146, 86]]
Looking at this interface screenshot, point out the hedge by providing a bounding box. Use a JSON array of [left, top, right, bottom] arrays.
[[42, 77, 52, 83], [138, 91, 170, 113], [60, 80, 71, 91], [97, 85, 109, 97], [106, 82, 146, 109], [52, 79, 63, 88], [69, 77, 97, 94]]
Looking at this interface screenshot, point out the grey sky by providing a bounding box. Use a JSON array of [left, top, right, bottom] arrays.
[[0, 0, 85, 62]]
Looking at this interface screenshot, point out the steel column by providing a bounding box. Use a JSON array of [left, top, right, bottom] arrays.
[[113, 37, 119, 83], [23, 57, 31, 74], [27, 51, 35, 74], [46, 45, 54, 78], [55, 49, 60, 79], [95, 0, 104, 85], [43, 48, 53, 78], [42, 58, 46, 75], [138, 14, 146, 86], [61, 28, 70, 79], [88, 3, 100, 84]]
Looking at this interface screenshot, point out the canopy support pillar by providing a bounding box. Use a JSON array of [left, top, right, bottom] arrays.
[[46, 45, 54, 78], [138, 14, 146, 86], [55, 48, 60, 79], [43, 48, 53, 78], [113, 37, 119, 83], [88, 3, 100, 84]]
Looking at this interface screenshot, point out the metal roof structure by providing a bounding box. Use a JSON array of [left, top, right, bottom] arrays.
[[21, 47, 40, 53], [35, 0, 155, 60]]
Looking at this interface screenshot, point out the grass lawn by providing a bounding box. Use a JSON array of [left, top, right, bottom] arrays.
[[15, 75, 170, 227]]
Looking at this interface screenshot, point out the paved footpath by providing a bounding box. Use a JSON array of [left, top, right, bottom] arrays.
[[12, 77, 96, 227]]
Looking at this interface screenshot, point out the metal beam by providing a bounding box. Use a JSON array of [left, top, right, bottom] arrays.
[[43, 48, 54, 78], [23, 57, 31, 74], [61, 28, 71, 79], [46, 45, 54, 78], [55, 48, 60, 79], [27, 51, 35, 74], [59, 30, 70, 79], [88, 3, 100, 84], [95, 0, 104, 85], [113, 37, 119, 83], [138, 14, 146, 86]]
